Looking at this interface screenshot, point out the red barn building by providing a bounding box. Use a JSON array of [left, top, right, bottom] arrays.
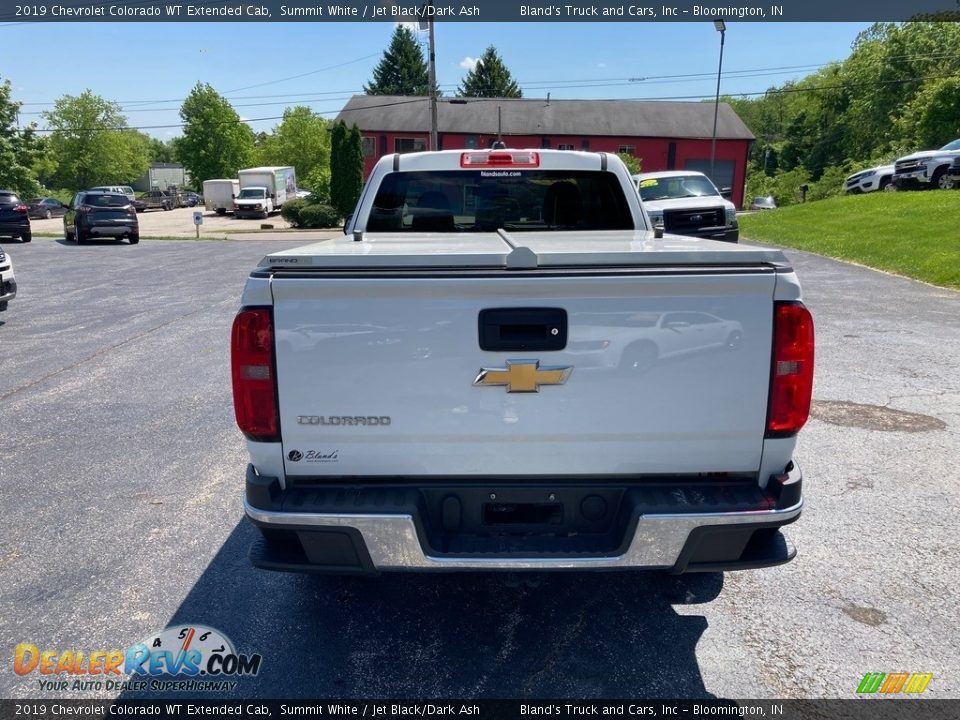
[[337, 95, 755, 208]]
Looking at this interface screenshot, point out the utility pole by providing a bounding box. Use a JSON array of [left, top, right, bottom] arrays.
[[426, 10, 439, 151]]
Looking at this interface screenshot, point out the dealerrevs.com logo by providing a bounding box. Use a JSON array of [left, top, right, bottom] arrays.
[[14, 624, 262, 693]]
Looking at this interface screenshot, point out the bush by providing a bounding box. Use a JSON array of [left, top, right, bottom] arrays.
[[297, 203, 341, 229], [807, 165, 848, 202], [280, 198, 307, 226], [617, 152, 642, 175]]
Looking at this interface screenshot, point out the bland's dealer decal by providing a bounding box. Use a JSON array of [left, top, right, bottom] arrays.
[[13, 625, 261, 692]]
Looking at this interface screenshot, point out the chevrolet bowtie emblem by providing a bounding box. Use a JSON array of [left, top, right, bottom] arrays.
[[473, 360, 573, 393]]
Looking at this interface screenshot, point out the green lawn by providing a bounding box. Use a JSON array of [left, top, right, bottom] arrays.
[[738, 191, 960, 289]]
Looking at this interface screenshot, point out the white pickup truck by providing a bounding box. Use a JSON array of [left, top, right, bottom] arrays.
[[232, 149, 814, 575]]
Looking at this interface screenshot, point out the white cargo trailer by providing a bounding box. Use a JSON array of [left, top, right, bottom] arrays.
[[203, 179, 240, 215]]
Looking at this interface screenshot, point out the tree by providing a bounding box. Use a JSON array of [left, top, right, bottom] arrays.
[[364, 26, 432, 96], [42, 90, 149, 191], [457, 46, 522, 98], [0, 77, 41, 197], [257, 106, 331, 199], [329, 121, 363, 218], [898, 77, 960, 148], [178, 83, 254, 185], [148, 137, 178, 164]]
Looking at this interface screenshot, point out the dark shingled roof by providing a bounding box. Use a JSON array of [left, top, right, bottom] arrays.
[[337, 95, 755, 141]]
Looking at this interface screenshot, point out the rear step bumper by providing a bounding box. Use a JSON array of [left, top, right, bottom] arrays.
[[244, 464, 802, 574]]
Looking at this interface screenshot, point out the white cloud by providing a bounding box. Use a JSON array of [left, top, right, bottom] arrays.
[[459, 56, 479, 71], [239, 116, 251, 122], [597, 62, 607, 68]]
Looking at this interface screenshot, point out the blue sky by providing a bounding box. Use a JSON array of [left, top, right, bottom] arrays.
[[1, 21, 872, 138]]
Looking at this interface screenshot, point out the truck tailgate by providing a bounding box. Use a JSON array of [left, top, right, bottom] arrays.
[[271, 266, 776, 478]]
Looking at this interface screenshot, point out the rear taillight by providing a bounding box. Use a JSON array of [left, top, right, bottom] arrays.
[[766, 301, 815, 437], [13, 204, 28, 213], [231, 307, 280, 441], [77, 206, 91, 214]]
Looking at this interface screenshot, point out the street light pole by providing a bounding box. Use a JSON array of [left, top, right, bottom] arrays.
[[709, 19, 726, 184]]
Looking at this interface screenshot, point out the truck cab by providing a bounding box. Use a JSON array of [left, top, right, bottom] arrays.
[[233, 187, 273, 219]]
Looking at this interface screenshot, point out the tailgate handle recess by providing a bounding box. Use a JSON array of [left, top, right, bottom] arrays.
[[479, 308, 567, 351]]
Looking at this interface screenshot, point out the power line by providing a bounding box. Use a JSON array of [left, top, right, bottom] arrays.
[[30, 96, 430, 133], [225, 53, 382, 94], [18, 48, 960, 113], [25, 71, 960, 134]]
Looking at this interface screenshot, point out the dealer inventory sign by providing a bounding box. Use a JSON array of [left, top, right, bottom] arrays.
[[7, 0, 960, 22]]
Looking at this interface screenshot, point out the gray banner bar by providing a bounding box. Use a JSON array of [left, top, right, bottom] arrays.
[[3, 1, 960, 23]]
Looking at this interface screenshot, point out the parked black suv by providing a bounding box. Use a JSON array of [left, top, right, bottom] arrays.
[[64, 191, 139, 244], [0, 191, 32, 243]]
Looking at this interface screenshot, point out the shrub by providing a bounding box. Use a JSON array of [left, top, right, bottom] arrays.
[[297, 203, 341, 228], [807, 165, 848, 202], [617, 152, 642, 175], [281, 198, 307, 226]]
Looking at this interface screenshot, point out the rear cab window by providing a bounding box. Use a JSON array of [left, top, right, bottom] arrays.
[[85, 193, 131, 207], [366, 170, 634, 233]]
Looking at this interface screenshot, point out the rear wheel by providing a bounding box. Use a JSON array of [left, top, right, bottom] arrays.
[[20, 232, 31, 243], [44, 209, 52, 220], [215, 208, 226, 216], [879, 177, 893, 192], [129, 234, 139, 245], [65, 229, 74, 242], [75, 227, 86, 244]]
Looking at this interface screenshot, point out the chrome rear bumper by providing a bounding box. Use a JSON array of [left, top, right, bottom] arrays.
[[245, 491, 801, 572]]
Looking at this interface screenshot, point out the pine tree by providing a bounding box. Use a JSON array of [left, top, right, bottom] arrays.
[[331, 121, 364, 218], [329, 121, 348, 215], [344, 125, 364, 214], [364, 26, 431, 96], [457, 47, 522, 98]]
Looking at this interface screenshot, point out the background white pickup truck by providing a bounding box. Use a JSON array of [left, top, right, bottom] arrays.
[[893, 139, 960, 190], [232, 149, 814, 576], [634, 171, 739, 242]]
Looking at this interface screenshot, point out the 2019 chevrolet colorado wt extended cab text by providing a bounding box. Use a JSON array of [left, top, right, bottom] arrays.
[[232, 149, 814, 575]]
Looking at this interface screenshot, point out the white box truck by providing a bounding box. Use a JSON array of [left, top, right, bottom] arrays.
[[203, 179, 240, 215], [235, 166, 296, 218]]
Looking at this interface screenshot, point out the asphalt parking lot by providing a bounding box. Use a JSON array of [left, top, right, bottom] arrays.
[[0, 237, 958, 699]]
